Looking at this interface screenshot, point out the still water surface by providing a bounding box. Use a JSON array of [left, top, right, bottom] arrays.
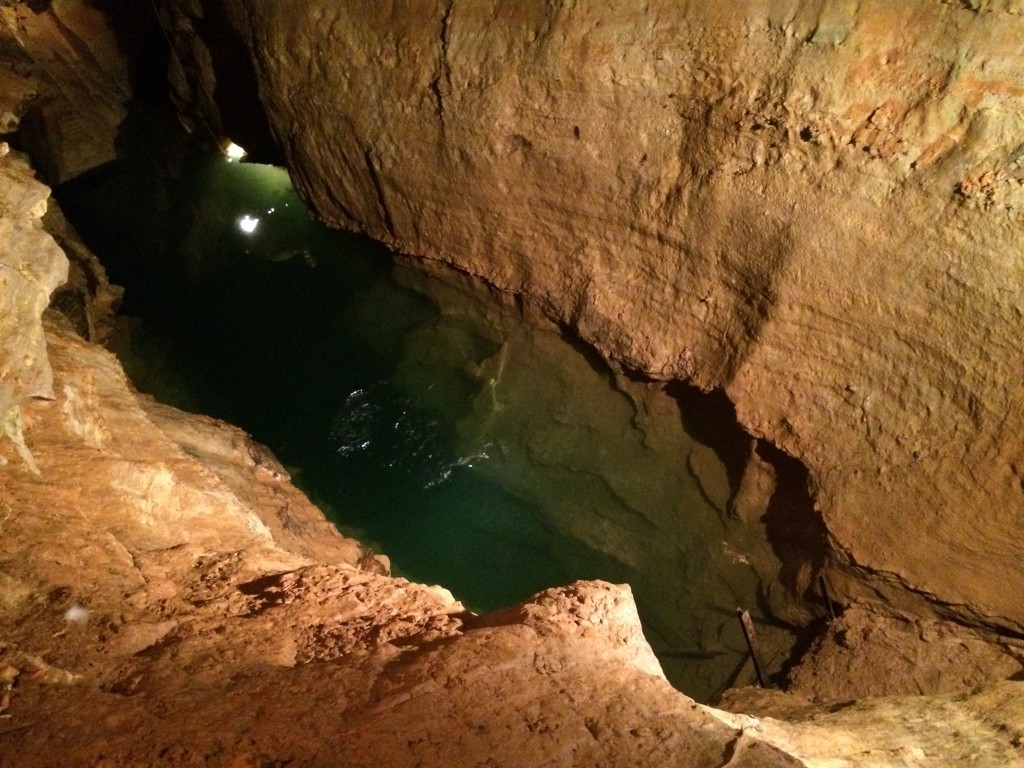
[[58, 111, 777, 701]]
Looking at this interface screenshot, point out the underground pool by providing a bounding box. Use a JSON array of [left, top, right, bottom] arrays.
[[55, 107, 793, 702]]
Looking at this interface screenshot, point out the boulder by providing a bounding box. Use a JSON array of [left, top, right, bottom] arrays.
[[0, 0, 131, 183]]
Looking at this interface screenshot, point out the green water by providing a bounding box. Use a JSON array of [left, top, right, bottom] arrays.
[[57, 109, 784, 701]]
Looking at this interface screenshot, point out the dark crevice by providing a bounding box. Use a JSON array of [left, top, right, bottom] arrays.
[[431, 2, 453, 129], [190, 3, 280, 164], [440, 2, 453, 88], [363, 148, 396, 239], [756, 439, 829, 600], [428, 75, 444, 123], [88, 0, 168, 104], [664, 381, 750, 502], [664, 381, 829, 627]]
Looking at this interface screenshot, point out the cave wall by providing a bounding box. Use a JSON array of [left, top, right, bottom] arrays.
[[3, 6, 1024, 763], [172, 0, 1024, 631], [0, 145, 66, 479], [0, 0, 132, 184]]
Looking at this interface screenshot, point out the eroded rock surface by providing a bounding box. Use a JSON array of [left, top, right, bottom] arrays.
[[0, 148, 799, 765], [0, 0, 131, 183], [182, 0, 1024, 635], [717, 681, 1024, 767], [786, 602, 1024, 702], [2, 314, 1022, 767], [0, 146, 66, 473], [0, 313, 805, 767]]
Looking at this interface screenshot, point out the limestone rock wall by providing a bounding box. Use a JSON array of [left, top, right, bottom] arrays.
[[201, 0, 1024, 632], [0, 305, 1019, 767], [0, 0, 131, 184], [0, 145, 67, 473], [0, 147, 802, 766]]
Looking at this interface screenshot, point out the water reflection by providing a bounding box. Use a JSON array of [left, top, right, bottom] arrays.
[[56, 108, 788, 701], [329, 383, 458, 489]]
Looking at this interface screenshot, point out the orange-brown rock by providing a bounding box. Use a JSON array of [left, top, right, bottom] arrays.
[[785, 602, 1024, 702], [0, 0, 131, 183], [1, 314, 806, 767], [189, 0, 1024, 635]]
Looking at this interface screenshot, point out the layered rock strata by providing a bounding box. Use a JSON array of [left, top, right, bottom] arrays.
[[184, 0, 1024, 634]]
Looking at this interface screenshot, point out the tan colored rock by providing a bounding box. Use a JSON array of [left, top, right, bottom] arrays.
[[0, 0, 130, 183], [2, 311, 375, 580], [0, 148, 66, 473], [0, 315, 804, 767], [0, 312, 1019, 768], [0, 16, 36, 134], [0, 139, 1021, 766], [785, 602, 1024, 702], [198, 0, 1024, 635], [717, 680, 1024, 767]]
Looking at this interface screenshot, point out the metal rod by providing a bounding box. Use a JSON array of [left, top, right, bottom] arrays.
[[736, 608, 767, 688]]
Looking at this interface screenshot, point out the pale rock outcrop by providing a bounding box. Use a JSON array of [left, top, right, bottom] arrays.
[[0, 145, 67, 473], [717, 680, 1024, 767], [190, 0, 1024, 634]]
